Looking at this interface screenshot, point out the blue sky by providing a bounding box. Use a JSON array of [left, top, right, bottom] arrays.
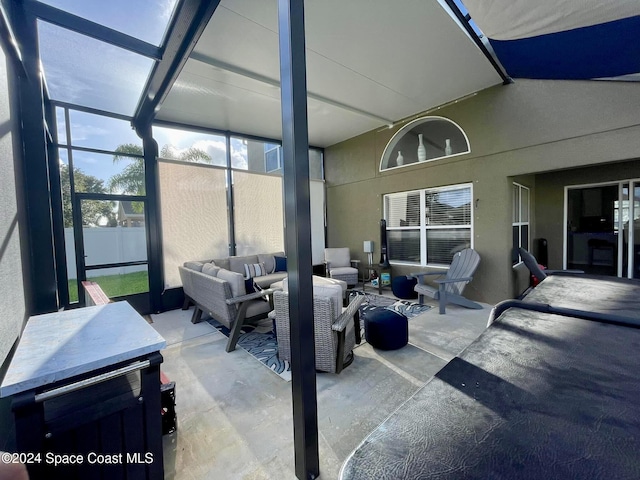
[[57, 107, 251, 188], [39, 0, 177, 45]]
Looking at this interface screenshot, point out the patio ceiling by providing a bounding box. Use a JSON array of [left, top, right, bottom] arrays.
[[154, 0, 505, 148]]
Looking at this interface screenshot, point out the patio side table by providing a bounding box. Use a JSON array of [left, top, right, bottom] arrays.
[[0, 301, 166, 480]]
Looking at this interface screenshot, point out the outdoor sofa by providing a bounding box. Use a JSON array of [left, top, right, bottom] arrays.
[[178, 251, 287, 352]]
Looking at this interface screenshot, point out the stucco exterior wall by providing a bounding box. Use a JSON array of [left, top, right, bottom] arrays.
[[324, 79, 640, 303]]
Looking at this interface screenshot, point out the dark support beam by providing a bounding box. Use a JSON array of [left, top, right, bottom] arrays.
[[443, 0, 511, 84], [51, 100, 133, 123], [24, 0, 161, 60], [12, 3, 58, 314], [0, 2, 26, 75], [133, 0, 221, 131], [138, 126, 164, 313], [46, 101, 69, 308], [278, 1, 319, 479], [225, 134, 236, 256]]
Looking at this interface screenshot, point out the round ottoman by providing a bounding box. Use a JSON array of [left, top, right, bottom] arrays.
[[391, 275, 418, 299], [364, 308, 408, 350]]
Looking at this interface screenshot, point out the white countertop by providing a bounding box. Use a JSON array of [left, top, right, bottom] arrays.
[[0, 302, 166, 397]]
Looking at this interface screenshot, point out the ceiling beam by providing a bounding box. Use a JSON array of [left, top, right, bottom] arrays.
[[24, 0, 161, 60], [133, 0, 222, 132]]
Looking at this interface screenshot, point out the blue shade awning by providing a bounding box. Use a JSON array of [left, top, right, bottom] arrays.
[[463, 0, 640, 80]]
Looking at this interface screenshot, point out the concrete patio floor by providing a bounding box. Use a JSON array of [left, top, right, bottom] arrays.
[[151, 296, 493, 480]]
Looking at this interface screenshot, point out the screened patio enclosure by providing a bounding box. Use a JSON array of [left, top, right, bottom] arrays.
[[6, 0, 514, 314], [7, 0, 640, 312]]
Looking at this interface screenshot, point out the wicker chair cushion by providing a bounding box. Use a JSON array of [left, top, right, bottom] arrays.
[[325, 248, 351, 268], [312, 284, 343, 317], [216, 269, 246, 297], [329, 266, 358, 277], [280, 277, 343, 317]]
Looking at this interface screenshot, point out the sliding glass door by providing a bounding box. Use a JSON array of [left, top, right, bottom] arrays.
[[566, 181, 640, 278]]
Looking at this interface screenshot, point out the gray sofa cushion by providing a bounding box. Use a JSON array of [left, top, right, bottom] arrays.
[[254, 272, 288, 288], [217, 268, 246, 297], [229, 255, 259, 275], [245, 299, 272, 318], [184, 261, 204, 272], [211, 257, 230, 270]]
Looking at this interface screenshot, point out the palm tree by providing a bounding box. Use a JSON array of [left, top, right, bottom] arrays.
[[109, 143, 212, 196], [60, 164, 116, 227]]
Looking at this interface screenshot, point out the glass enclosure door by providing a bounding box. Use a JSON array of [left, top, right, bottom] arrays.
[[74, 198, 149, 304], [566, 182, 640, 278]]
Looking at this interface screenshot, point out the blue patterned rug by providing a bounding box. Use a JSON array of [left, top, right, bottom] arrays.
[[207, 293, 432, 381], [353, 291, 432, 322], [206, 317, 291, 380]]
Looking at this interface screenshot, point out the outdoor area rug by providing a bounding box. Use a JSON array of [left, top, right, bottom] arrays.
[[206, 317, 292, 381], [352, 291, 432, 321], [207, 293, 431, 382]]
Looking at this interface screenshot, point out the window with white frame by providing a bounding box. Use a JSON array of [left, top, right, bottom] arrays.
[[384, 183, 473, 266], [512, 183, 530, 264], [264, 143, 282, 172]]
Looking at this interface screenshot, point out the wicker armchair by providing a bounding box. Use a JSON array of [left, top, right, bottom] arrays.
[[271, 290, 364, 373], [324, 247, 359, 287]]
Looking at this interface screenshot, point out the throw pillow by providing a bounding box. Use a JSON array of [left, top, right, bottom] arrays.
[[201, 263, 220, 277], [274, 256, 287, 272], [245, 278, 257, 295], [244, 262, 267, 279]]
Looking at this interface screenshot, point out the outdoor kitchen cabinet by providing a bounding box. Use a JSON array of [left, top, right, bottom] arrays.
[[0, 302, 166, 480]]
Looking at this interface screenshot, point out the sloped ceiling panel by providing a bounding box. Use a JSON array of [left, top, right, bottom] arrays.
[[464, 0, 640, 80], [157, 0, 503, 147]]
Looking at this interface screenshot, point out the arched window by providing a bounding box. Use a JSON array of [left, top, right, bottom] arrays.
[[380, 116, 470, 171]]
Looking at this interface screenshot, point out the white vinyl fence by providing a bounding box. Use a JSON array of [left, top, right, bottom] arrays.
[[65, 227, 147, 279]]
